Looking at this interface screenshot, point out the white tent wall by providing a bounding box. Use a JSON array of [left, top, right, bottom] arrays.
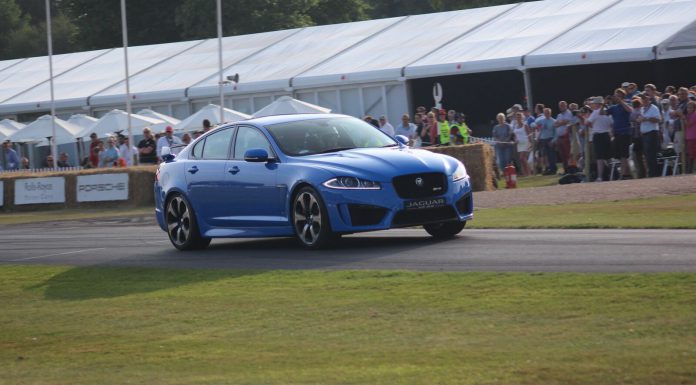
[[0, 41, 202, 115], [186, 17, 405, 98], [292, 4, 515, 88], [294, 82, 408, 125], [658, 19, 696, 60]]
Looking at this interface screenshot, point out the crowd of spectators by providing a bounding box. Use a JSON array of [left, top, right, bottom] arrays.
[[491, 82, 696, 180]]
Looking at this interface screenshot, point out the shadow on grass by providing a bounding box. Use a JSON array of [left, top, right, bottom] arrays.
[[28, 266, 262, 301]]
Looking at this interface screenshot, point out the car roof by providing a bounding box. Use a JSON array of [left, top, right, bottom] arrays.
[[239, 113, 351, 127]]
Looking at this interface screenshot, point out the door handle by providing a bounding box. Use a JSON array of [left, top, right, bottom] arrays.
[[187, 166, 199, 174], [228, 166, 240, 175]]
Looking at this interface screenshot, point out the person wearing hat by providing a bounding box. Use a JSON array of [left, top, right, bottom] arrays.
[[637, 92, 662, 177], [88, 133, 103, 168], [156, 126, 183, 161], [1, 140, 20, 171]]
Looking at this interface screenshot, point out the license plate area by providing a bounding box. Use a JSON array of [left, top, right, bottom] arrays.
[[404, 197, 446, 210]]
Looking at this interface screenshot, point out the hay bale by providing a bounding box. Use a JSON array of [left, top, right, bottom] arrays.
[[426, 143, 495, 192]]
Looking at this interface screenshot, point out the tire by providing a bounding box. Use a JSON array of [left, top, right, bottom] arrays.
[[424, 221, 466, 238], [165, 193, 211, 251], [292, 186, 336, 249]]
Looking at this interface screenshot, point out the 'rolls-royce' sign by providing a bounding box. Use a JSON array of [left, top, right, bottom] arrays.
[[15, 177, 66, 205], [77, 174, 129, 202]]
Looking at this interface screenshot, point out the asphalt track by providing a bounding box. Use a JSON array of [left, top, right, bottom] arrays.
[[2, 215, 695, 272]]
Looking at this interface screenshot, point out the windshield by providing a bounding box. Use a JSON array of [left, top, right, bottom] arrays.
[[265, 116, 397, 156]]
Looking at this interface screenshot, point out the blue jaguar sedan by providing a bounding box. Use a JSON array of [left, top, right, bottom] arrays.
[[154, 114, 473, 250]]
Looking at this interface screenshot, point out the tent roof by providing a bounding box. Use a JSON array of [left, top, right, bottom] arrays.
[[525, 0, 696, 67], [90, 29, 297, 106], [293, 5, 515, 88], [0, 0, 695, 116], [186, 17, 404, 97]]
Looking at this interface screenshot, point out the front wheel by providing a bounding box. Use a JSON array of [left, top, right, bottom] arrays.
[[165, 194, 211, 251], [424, 221, 466, 238], [292, 187, 336, 249]]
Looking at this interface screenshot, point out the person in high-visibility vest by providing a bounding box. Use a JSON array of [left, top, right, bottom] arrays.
[[457, 113, 471, 144], [438, 109, 450, 145]]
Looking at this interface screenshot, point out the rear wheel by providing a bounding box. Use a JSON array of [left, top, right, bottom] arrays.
[[165, 194, 211, 251], [292, 187, 336, 249], [424, 221, 466, 238]]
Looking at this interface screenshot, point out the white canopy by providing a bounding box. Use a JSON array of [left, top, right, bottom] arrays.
[[66, 114, 98, 130], [0, 119, 24, 142], [136, 109, 181, 133], [8, 115, 82, 145], [80, 109, 164, 138], [175, 104, 251, 132], [252, 96, 331, 118]]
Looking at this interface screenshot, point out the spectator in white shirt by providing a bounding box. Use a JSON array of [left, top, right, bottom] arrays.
[[156, 126, 184, 161], [378, 116, 395, 136], [637, 93, 662, 177]]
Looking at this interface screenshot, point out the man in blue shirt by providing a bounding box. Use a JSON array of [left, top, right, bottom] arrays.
[[1, 140, 20, 171], [608, 88, 634, 179], [534, 108, 558, 175]]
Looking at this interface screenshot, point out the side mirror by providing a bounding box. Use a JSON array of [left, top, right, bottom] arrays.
[[244, 148, 271, 162], [161, 146, 175, 162], [395, 135, 410, 146]]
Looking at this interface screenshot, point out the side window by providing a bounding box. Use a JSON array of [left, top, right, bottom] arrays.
[[190, 138, 205, 159], [234, 126, 272, 159], [202, 128, 234, 160]]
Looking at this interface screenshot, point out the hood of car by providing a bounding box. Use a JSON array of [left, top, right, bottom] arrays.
[[293, 147, 459, 181]]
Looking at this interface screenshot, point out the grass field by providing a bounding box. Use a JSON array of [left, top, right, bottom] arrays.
[[469, 194, 696, 229], [1, 265, 694, 385]]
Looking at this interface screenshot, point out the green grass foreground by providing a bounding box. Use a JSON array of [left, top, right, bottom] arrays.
[[470, 194, 696, 229], [1, 265, 695, 385]]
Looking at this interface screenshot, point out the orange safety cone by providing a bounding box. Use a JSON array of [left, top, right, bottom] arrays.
[[504, 163, 517, 189]]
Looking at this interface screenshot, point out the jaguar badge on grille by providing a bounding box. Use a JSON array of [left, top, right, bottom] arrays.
[[415, 177, 424, 187]]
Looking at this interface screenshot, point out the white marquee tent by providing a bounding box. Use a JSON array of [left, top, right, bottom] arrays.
[[8, 115, 82, 145], [0, 0, 694, 128]]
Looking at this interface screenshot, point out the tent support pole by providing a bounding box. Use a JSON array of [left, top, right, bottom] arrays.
[[522, 68, 533, 111]]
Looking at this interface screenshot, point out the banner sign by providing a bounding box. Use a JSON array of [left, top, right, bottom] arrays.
[[0, 181, 3, 207], [15, 177, 66, 205], [76, 173, 129, 202]]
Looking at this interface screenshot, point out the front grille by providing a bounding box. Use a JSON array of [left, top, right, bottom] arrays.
[[348, 204, 388, 226], [456, 193, 472, 215], [392, 172, 447, 199], [392, 206, 458, 227]]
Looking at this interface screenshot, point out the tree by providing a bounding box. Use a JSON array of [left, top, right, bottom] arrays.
[[174, 0, 318, 40]]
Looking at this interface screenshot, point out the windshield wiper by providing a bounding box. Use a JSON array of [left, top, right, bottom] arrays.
[[381, 143, 399, 148], [319, 147, 356, 154]]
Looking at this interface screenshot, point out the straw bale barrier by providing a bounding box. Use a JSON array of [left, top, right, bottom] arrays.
[[425, 143, 494, 192], [0, 166, 156, 212], [0, 143, 493, 212]]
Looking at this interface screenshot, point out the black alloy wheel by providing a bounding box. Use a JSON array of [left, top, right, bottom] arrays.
[[292, 186, 337, 249], [165, 194, 211, 250]]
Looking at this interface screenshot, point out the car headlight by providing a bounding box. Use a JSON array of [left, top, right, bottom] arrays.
[[452, 162, 469, 182], [323, 177, 381, 190]]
